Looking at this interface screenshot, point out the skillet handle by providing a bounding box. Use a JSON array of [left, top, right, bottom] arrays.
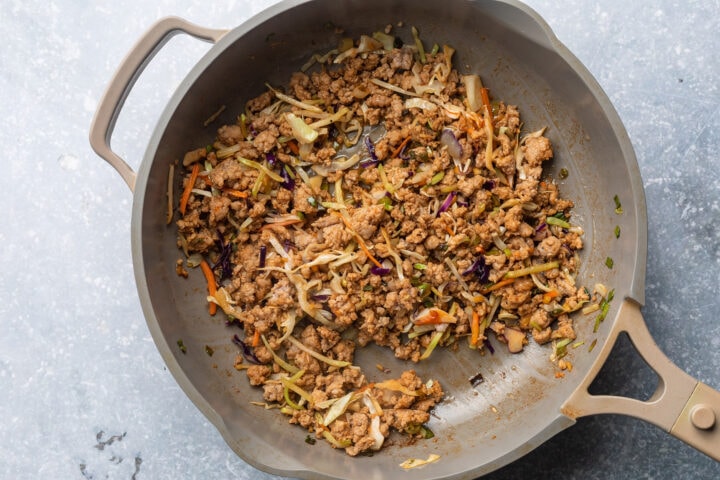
[[89, 16, 227, 192], [562, 299, 720, 461]]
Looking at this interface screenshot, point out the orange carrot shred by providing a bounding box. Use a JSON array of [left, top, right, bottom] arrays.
[[223, 188, 249, 199], [287, 140, 300, 155], [480, 277, 515, 295], [470, 311, 480, 347], [335, 212, 383, 268], [252, 329, 261, 347], [199, 260, 217, 316], [179, 163, 201, 215], [390, 136, 412, 159], [481, 87, 493, 129]]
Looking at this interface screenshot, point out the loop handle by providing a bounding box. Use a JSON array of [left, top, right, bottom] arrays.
[[89, 16, 227, 191]]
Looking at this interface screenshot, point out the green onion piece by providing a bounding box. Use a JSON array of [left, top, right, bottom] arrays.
[[546, 216, 572, 229], [430, 43, 440, 55], [429, 170, 445, 185], [378, 196, 393, 211], [413, 263, 427, 270], [613, 194, 623, 214], [307, 196, 318, 208], [605, 257, 614, 269], [177, 339, 187, 354], [411, 26, 426, 63], [559, 167, 569, 179], [204, 345, 214, 356], [419, 330, 444, 360], [363, 284, 373, 292], [614, 225, 621, 238], [283, 384, 303, 410], [377, 163, 396, 194], [504, 261, 559, 279], [588, 338, 598, 352]]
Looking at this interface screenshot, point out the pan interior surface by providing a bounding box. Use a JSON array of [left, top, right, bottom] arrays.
[[131, 0, 646, 478]]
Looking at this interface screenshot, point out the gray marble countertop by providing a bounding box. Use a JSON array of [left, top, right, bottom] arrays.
[[1, 1, 718, 479]]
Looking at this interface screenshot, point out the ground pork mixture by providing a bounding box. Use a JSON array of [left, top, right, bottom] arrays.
[[173, 27, 597, 456]]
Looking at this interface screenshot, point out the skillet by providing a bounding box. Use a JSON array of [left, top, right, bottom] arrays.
[[89, 0, 720, 478]]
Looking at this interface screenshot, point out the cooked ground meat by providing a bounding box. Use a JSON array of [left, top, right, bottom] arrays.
[[174, 28, 598, 457]]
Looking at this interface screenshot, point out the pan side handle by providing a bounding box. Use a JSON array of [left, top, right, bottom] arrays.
[[562, 299, 720, 461], [89, 17, 228, 192]]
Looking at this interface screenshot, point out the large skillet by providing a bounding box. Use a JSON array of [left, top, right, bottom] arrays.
[[89, 0, 720, 478]]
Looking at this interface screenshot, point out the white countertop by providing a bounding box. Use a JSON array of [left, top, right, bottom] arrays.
[[1, 1, 718, 478]]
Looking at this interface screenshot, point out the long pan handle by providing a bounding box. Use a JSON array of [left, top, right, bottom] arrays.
[[89, 17, 227, 192], [563, 299, 720, 461]]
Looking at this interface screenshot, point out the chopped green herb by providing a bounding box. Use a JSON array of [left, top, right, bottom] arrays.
[[614, 225, 621, 238], [413, 263, 427, 270], [559, 167, 569, 179], [363, 284, 373, 291], [605, 257, 614, 269], [205, 144, 214, 153], [613, 194, 623, 214], [205, 345, 214, 357], [305, 435, 316, 445], [177, 339, 187, 354]]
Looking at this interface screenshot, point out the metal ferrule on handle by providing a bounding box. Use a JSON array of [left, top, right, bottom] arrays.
[[89, 16, 227, 192]]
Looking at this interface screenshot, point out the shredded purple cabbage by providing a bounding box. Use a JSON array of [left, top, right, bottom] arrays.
[[535, 222, 547, 233], [310, 293, 330, 302], [212, 231, 233, 280], [360, 136, 379, 168], [232, 334, 261, 364], [440, 128, 463, 160], [265, 152, 277, 166], [279, 165, 295, 190], [258, 245, 267, 269], [462, 257, 491, 283], [483, 338, 495, 355], [438, 191, 456, 215], [370, 265, 391, 276]]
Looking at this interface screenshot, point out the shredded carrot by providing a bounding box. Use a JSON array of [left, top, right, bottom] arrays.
[[443, 224, 454, 237], [481, 87, 492, 128], [287, 140, 300, 155], [335, 213, 383, 268], [179, 162, 201, 215], [470, 311, 480, 347], [542, 290, 560, 304], [357, 236, 383, 268], [390, 136, 412, 159], [223, 188, 249, 199], [199, 260, 218, 316], [480, 277, 515, 294], [252, 329, 261, 347]]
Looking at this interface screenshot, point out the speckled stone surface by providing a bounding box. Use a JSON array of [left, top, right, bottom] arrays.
[[1, 1, 718, 479]]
